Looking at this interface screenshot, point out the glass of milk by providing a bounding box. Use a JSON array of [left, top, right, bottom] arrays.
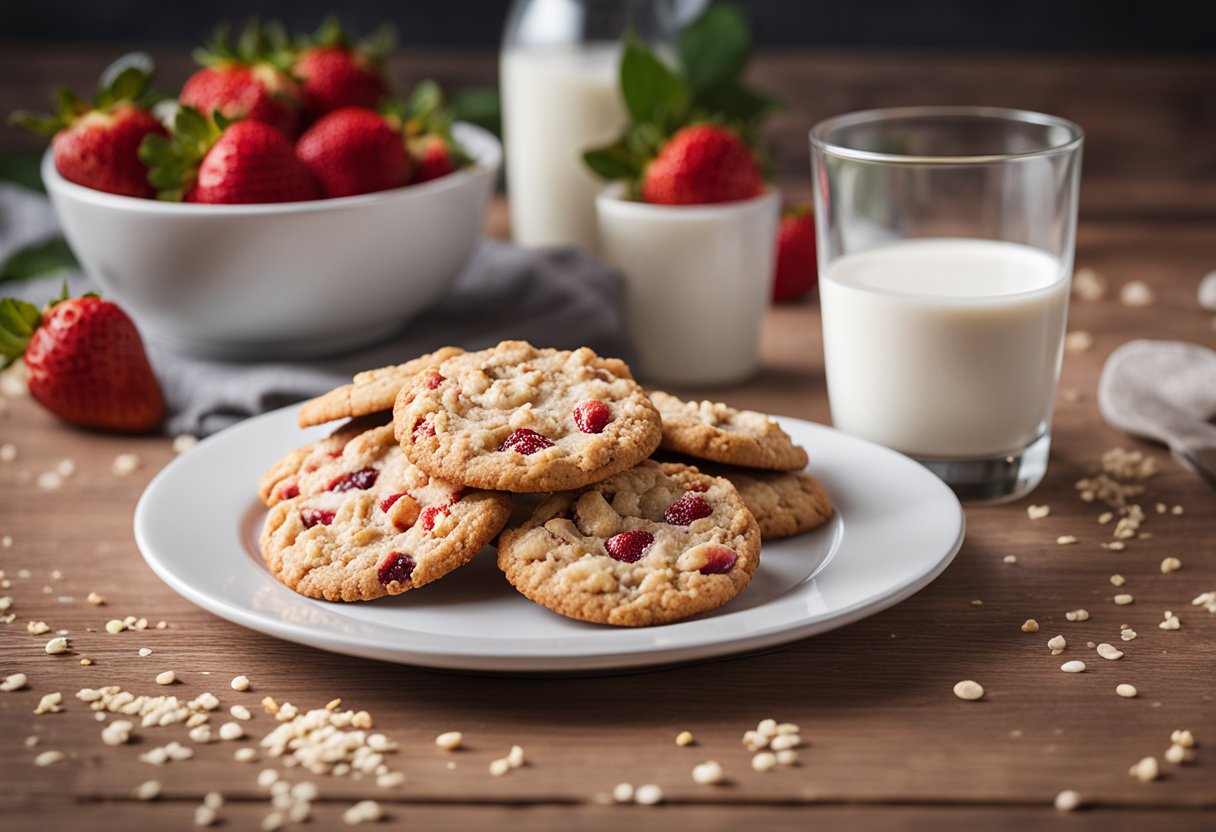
[[500, 0, 705, 253], [810, 107, 1083, 502]]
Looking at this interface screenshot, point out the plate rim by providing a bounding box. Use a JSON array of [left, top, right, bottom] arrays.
[[133, 406, 965, 673]]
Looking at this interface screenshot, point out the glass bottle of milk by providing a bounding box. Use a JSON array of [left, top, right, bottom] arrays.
[[501, 0, 706, 253]]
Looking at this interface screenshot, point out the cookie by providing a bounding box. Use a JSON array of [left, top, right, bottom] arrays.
[[650, 391, 809, 471], [699, 464, 833, 540], [498, 461, 760, 626], [297, 347, 465, 428], [259, 424, 512, 601], [393, 341, 662, 493], [258, 414, 388, 507]]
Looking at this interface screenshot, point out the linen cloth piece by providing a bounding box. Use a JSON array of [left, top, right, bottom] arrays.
[[1, 185, 631, 436], [1098, 339, 1216, 487]]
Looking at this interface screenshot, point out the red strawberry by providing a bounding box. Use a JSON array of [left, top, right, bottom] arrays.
[[293, 18, 395, 121], [296, 107, 410, 198], [140, 107, 318, 204], [0, 290, 163, 433], [641, 124, 764, 206], [394, 80, 469, 183], [180, 22, 302, 137], [411, 134, 459, 183], [773, 204, 818, 302], [10, 59, 165, 198]]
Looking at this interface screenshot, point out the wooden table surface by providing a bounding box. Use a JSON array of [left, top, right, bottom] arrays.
[[2, 47, 1215, 831]]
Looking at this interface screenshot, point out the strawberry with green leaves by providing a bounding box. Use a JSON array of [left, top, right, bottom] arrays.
[[293, 16, 396, 121], [395, 80, 470, 184], [9, 55, 166, 198], [140, 107, 318, 203], [583, 6, 778, 204], [181, 20, 303, 137], [0, 287, 164, 433]]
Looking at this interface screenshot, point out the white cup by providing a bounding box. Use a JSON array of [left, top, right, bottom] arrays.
[[596, 185, 780, 386]]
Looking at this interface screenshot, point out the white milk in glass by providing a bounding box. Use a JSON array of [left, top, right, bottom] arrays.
[[501, 45, 626, 252], [820, 238, 1069, 459]]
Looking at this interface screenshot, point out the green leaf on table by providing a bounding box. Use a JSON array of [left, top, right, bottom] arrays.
[[679, 4, 751, 94], [620, 39, 687, 128], [0, 236, 80, 283], [0, 151, 46, 192]]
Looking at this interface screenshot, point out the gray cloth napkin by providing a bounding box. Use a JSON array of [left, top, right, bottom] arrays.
[[1098, 339, 1216, 488], [1, 185, 631, 437]]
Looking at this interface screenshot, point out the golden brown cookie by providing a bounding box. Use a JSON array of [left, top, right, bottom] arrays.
[[258, 414, 388, 507], [700, 464, 833, 540], [650, 391, 808, 471], [297, 347, 465, 428], [259, 424, 512, 602], [393, 341, 662, 493], [497, 461, 760, 626]]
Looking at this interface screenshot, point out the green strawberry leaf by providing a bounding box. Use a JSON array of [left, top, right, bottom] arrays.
[[450, 88, 500, 137], [358, 23, 397, 65], [679, 4, 751, 95], [99, 51, 154, 93], [620, 39, 687, 128], [138, 106, 220, 201], [0, 151, 45, 192], [583, 141, 641, 181], [0, 297, 42, 367], [6, 111, 62, 137], [406, 80, 443, 122], [694, 81, 783, 137], [0, 237, 79, 283]]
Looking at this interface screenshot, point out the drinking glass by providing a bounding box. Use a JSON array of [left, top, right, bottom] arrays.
[[810, 106, 1083, 502]]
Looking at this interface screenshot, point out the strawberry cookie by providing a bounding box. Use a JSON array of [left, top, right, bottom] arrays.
[[393, 341, 662, 493], [498, 461, 760, 626], [297, 347, 464, 428], [650, 391, 809, 471], [260, 424, 511, 601], [699, 465, 833, 541]]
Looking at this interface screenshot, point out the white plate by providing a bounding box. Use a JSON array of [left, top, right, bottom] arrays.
[[134, 406, 964, 673]]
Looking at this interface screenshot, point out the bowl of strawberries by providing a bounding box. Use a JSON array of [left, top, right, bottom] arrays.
[[23, 20, 500, 358]]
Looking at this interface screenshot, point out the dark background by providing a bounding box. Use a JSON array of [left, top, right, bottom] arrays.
[[5, 0, 1215, 52]]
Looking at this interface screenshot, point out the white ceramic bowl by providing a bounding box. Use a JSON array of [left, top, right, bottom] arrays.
[[43, 122, 501, 358]]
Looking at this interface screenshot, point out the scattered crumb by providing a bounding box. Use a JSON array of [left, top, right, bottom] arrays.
[[1072, 267, 1108, 301], [231, 675, 251, 691], [86, 591, 106, 606], [953, 680, 984, 701], [1128, 756, 1159, 782], [155, 670, 176, 686], [1116, 684, 1138, 698], [1114, 594, 1134, 605], [675, 730, 694, 747], [1096, 643, 1124, 661], [1065, 609, 1089, 622], [1048, 635, 1067, 655], [1171, 730, 1195, 748], [434, 731, 462, 751], [45, 637, 69, 654], [612, 783, 634, 803], [173, 434, 199, 454], [1119, 281, 1155, 307], [1064, 331, 1094, 352], [135, 780, 162, 801], [1056, 535, 1078, 545], [111, 453, 141, 476], [1121, 629, 1138, 641], [36, 471, 63, 491], [1021, 619, 1039, 633], [1110, 574, 1125, 587], [1027, 504, 1050, 520], [1199, 269, 1216, 311], [634, 784, 663, 806], [692, 760, 724, 785], [1003, 555, 1017, 564], [2, 673, 28, 691], [0, 443, 16, 462], [34, 692, 63, 714], [1054, 789, 1082, 811], [1061, 661, 1086, 674], [1160, 557, 1182, 574], [34, 750, 65, 767]]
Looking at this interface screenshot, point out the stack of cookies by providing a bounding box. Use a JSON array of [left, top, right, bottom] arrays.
[[258, 341, 832, 627]]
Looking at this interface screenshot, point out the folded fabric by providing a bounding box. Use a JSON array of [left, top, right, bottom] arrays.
[[1098, 339, 1216, 487], [1, 185, 632, 436]]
